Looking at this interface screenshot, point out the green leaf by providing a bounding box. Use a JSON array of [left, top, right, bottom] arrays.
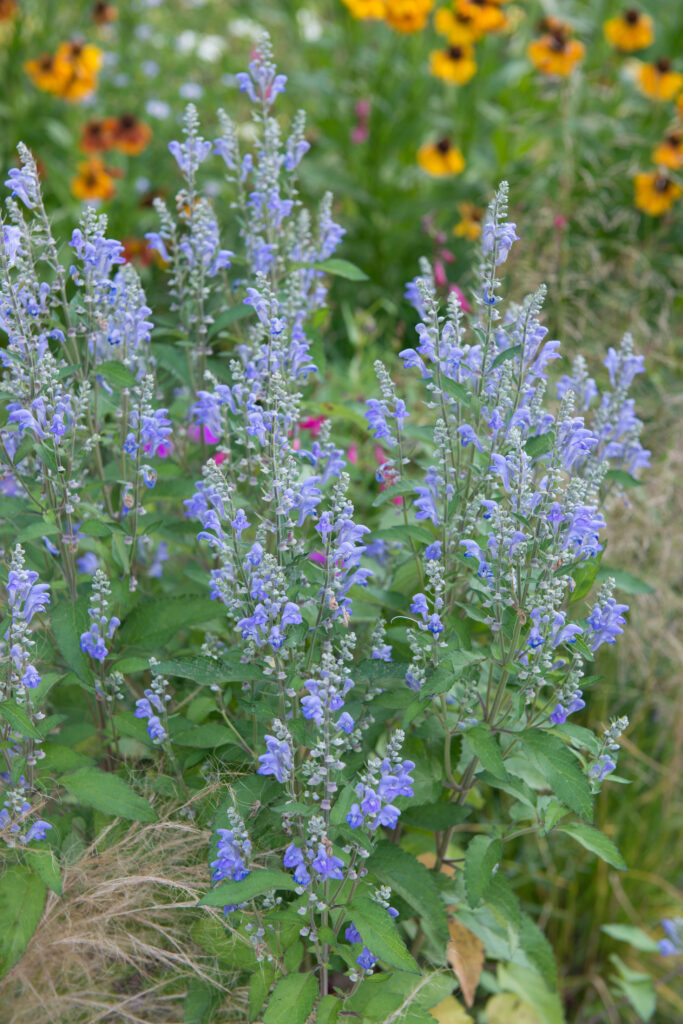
[[119, 596, 220, 648], [601, 925, 659, 953], [190, 917, 255, 969], [374, 524, 435, 546], [486, 873, 521, 933], [24, 848, 62, 895], [596, 567, 653, 595], [498, 964, 566, 1024], [558, 822, 627, 870], [610, 955, 656, 1021], [401, 802, 470, 831], [0, 699, 43, 739], [567, 559, 600, 603], [310, 257, 369, 281], [466, 725, 508, 781], [525, 432, 555, 459], [349, 895, 419, 973], [153, 655, 247, 687], [604, 469, 643, 489], [440, 377, 472, 406], [465, 836, 502, 907], [173, 722, 241, 749], [184, 979, 220, 1024], [263, 973, 318, 1024], [519, 730, 593, 821], [368, 842, 450, 946], [95, 361, 137, 389], [0, 865, 46, 978], [249, 961, 275, 1020], [371, 479, 416, 507], [316, 995, 342, 1024], [199, 869, 298, 907], [61, 767, 157, 822], [491, 345, 522, 371], [51, 598, 92, 684], [208, 305, 253, 337]]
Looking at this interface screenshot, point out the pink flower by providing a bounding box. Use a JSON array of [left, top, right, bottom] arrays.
[[448, 283, 471, 313], [144, 441, 172, 458], [310, 550, 326, 565], [374, 446, 403, 507], [351, 99, 370, 145], [299, 416, 326, 438], [347, 443, 359, 465], [554, 215, 568, 231], [188, 424, 220, 445], [434, 259, 448, 288]]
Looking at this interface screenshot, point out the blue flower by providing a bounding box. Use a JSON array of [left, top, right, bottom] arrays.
[[257, 734, 292, 783], [311, 844, 344, 880]]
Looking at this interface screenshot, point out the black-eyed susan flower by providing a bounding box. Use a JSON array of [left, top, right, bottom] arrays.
[[0, 0, 17, 21], [55, 40, 103, 102], [341, 0, 386, 18], [633, 170, 681, 215], [71, 158, 117, 201], [417, 138, 465, 177], [454, 201, 484, 240], [635, 58, 683, 101], [434, 5, 482, 44], [604, 8, 654, 52], [430, 43, 477, 85], [652, 131, 683, 170], [80, 117, 116, 153], [527, 23, 585, 77], [384, 0, 434, 34], [109, 113, 153, 155], [24, 52, 72, 95], [455, 0, 506, 36], [92, 1, 118, 24]]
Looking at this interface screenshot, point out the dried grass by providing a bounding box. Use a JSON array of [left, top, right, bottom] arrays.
[[2, 799, 249, 1024]]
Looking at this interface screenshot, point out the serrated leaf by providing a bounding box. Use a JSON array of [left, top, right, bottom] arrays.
[[153, 655, 248, 687], [491, 344, 522, 371], [51, 598, 92, 684], [609, 955, 656, 1022], [604, 469, 643, 489], [374, 524, 435, 545], [465, 836, 502, 907], [208, 305, 253, 337], [0, 865, 46, 978], [119, 596, 219, 648], [519, 730, 593, 821], [486, 873, 521, 933], [368, 842, 450, 946], [173, 722, 240, 749], [601, 924, 659, 953], [498, 964, 565, 1024], [466, 726, 508, 781], [371, 479, 416, 507], [558, 823, 627, 870], [190, 917, 256, 969], [429, 995, 474, 1022], [183, 979, 220, 1024], [447, 917, 485, 1007], [199, 868, 298, 907], [596, 567, 653, 595], [316, 995, 342, 1024], [249, 961, 275, 1020], [310, 257, 369, 281], [485, 993, 541, 1024], [263, 973, 318, 1024], [0, 699, 42, 739], [440, 377, 472, 406], [349, 895, 419, 973], [24, 848, 62, 895], [95, 360, 137, 388], [401, 802, 470, 831], [524, 432, 555, 459], [61, 767, 157, 822]]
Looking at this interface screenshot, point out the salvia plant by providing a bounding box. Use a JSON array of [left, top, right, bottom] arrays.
[[0, 34, 664, 1024]]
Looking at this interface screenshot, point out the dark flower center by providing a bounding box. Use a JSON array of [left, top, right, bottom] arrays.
[[119, 113, 136, 130], [655, 57, 671, 73], [624, 9, 640, 25], [448, 46, 464, 60], [654, 175, 670, 193], [436, 138, 451, 154]]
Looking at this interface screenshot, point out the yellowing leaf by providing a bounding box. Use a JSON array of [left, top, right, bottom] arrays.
[[446, 917, 484, 1007], [485, 993, 542, 1024], [429, 995, 474, 1023]]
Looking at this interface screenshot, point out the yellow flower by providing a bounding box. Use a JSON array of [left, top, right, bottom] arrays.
[[604, 8, 654, 52], [417, 138, 465, 176], [527, 26, 585, 77], [434, 6, 482, 44], [454, 201, 484, 240], [633, 170, 681, 215], [54, 40, 102, 101], [340, 0, 386, 18], [454, 0, 506, 36], [24, 52, 72, 95], [652, 131, 683, 170], [635, 58, 683, 101], [71, 158, 117, 201], [430, 44, 477, 84], [384, 0, 434, 33]]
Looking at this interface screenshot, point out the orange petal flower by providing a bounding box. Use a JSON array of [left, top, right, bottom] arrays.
[[384, 0, 434, 34], [528, 27, 585, 77], [430, 44, 477, 85], [0, 0, 17, 21], [71, 158, 116, 201], [434, 7, 482, 44], [110, 113, 153, 155], [24, 52, 72, 95], [635, 58, 683, 101], [454, 201, 484, 240], [417, 138, 465, 177], [652, 131, 683, 171], [341, 0, 386, 17], [633, 170, 681, 215], [604, 8, 654, 52], [92, 1, 118, 24], [455, 0, 506, 36], [80, 117, 117, 153]]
